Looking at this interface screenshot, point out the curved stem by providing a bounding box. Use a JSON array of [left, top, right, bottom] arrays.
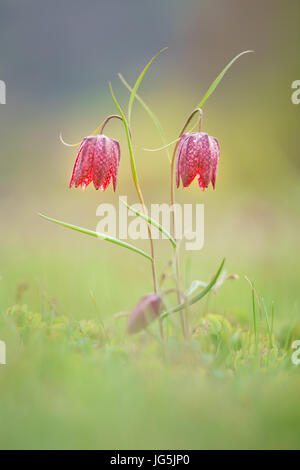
[[170, 108, 203, 340], [98, 114, 123, 134], [123, 127, 158, 294], [109, 83, 159, 296]]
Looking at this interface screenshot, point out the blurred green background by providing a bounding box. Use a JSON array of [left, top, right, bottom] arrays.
[[0, 0, 300, 449]]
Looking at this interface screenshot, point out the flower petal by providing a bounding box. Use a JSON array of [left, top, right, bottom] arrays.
[[210, 137, 220, 189], [127, 294, 161, 335], [197, 133, 214, 190], [179, 133, 199, 187], [93, 136, 113, 190], [70, 138, 95, 189], [69, 140, 84, 188]]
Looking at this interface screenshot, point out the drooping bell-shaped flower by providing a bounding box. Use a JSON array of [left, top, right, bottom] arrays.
[[69, 135, 120, 191], [176, 132, 220, 190], [127, 293, 161, 335]]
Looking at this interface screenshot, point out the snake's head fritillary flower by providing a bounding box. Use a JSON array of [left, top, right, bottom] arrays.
[[176, 132, 220, 190], [69, 135, 120, 191], [127, 293, 161, 335]]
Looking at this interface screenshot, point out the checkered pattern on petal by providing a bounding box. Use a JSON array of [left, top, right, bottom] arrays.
[[69, 138, 95, 189], [175, 131, 220, 191], [69, 135, 121, 192]]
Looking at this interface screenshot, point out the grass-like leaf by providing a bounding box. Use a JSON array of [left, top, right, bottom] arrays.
[[262, 297, 273, 349], [271, 301, 274, 335], [108, 82, 140, 189], [252, 282, 257, 348], [119, 73, 171, 162], [127, 47, 168, 125], [120, 198, 176, 248], [186, 269, 229, 297], [197, 50, 253, 108], [39, 213, 152, 262], [186, 279, 207, 297], [161, 258, 225, 320], [143, 137, 181, 153], [59, 117, 110, 148], [144, 51, 253, 154]]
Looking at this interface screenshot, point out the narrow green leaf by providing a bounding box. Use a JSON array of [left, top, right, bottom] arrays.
[[185, 256, 192, 295], [119, 73, 171, 162], [197, 50, 253, 108], [39, 213, 152, 262], [108, 82, 139, 187], [120, 198, 176, 248], [262, 297, 273, 348], [59, 133, 82, 147], [128, 47, 168, 124], [186, 269, 229, 297], [283, 322, 294, 351], [161, 258, 225, 320], [186, 280, 207, 297], [144, 137, 180, 153], [59, 117, 109, 148], [139, 51, 253, 154], [252, 283, 257, 348]]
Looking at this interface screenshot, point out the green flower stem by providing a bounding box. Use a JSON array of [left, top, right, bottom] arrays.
[[118, 73, 171, 163], [109, 83, 159, 297], [170, 108, 203, 340], [120, 198, 176, 249], [97, 114, 123, 134]]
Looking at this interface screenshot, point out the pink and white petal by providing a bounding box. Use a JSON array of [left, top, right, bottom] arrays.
[[197, 133, 214, 190], [93, 136, 111, 190], [72, 138, 95, 188], [180, 134, 199, 187], [69, 138, 87, 188], [176, 135, 187, 188], [209, 137, 220, 189], [127, 294, 161, 335]]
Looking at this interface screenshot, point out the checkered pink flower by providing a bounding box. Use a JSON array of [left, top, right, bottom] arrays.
[[69, 135, 120, 191], [127, 293, 161, 335], [176, 132, 220, 190]]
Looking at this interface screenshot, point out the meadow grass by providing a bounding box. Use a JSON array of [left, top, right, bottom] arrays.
[[0, 240, 299, 450]]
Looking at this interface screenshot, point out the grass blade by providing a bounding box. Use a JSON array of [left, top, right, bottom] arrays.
[[120, 198, 176, 248], [119, 73, 171, 162], [128, 47, 167, 124], [140, 51, 253, 154], [252, 282, 257, 349], [197, 50, 253, 108], [59, 117, 111, 148], [144, 137, 181, 153], [108, 82, 140, 190], [39, 213, 152, 262], [161, 258, 225, 320], [186, 280, 207, 297], [262, 297, 273, 348]]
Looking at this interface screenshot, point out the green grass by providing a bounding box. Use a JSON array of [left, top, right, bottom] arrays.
[[0, 243, 300, 449], [1, 182, 299, 449]]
